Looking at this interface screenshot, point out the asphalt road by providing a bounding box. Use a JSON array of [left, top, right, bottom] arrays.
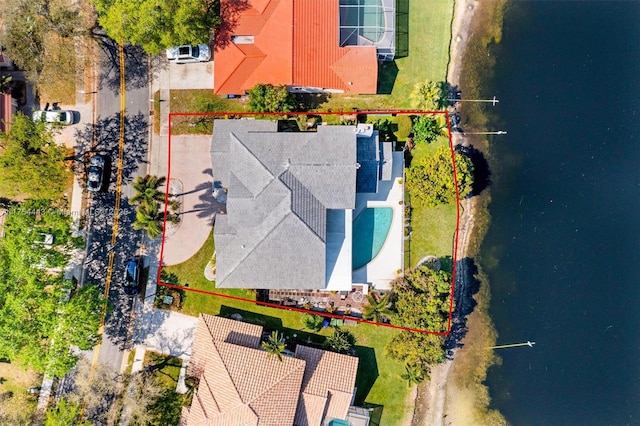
[[78, 41, 151, 371]]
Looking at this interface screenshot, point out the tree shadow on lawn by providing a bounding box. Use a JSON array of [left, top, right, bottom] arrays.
[[395, 0, 409, 59], [378, 61, 399, 95]]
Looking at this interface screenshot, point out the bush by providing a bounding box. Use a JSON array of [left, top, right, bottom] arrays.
[[301, 314, 323, 332], [412, 115, 443, 144]]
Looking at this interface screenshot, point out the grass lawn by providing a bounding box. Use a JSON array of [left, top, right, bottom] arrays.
[[144, 351, 185, 426], [0, 360, 41, 419], [37, 34, 77, 105], [161, 233, 413, 426], [318, 0, 454, 111], [406, 134, 459, 267], [159, 90, 248, 134]]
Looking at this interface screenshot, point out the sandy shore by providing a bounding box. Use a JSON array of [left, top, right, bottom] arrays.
[[409, 1, 480, 425]]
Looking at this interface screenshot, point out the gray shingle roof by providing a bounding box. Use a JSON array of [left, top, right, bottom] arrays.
[[211, 120, 357, 289]]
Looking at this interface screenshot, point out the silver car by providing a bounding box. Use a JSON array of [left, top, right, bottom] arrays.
[[166, 44, 211, 64], [87, 154, 107, 192]]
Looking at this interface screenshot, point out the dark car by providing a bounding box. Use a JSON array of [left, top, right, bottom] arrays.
[[124, 257, 143, 295], [87, 154, 107, 192]]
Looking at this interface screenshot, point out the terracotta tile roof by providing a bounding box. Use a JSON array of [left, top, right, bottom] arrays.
[[293, 346, 359, 426], [292, 0, 378, 94], [215, 0, 294, 95], [214, 0, 377, 95], [183, 315, 306, 426], [182, 316, 359, 426]]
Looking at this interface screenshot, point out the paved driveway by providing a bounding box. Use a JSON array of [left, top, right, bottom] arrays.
[[162, 135, 224, 265], [168, 61, 213, 90]]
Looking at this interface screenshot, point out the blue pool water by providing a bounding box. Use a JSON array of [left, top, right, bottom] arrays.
[[352, 207, 393, 270]]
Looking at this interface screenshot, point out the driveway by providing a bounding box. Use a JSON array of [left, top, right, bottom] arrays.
[[134, 305, 198, 358], [162, 135, 224, 265], [168, 61, 213, 90]]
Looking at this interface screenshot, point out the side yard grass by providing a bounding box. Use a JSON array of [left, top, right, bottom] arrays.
[[143, 352, 185, 426], [156, 90, 248, 134], [0, 360, 42, 421], [406, 135, 458, 267]]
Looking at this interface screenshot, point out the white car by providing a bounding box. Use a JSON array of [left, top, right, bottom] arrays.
[[166, 44, 211, 64], [32, 110, 74, 125]]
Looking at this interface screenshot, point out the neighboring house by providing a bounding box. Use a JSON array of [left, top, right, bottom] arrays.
[[181, 314, 367, 426], [210, 119, 394, 291], [0, 93, 17, 133], [214, 0, 396, 95]]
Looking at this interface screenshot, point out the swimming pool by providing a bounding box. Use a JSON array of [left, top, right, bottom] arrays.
[[352, 207, 393, 270]]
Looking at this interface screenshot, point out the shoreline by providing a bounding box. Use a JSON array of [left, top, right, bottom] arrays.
[[410, 0, 506, 424]]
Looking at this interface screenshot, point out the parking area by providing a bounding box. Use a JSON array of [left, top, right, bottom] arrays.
[[167, 61, 213, 90]]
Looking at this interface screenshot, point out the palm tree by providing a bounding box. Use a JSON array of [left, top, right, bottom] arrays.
[[261, 331, 285, 362], [400, 363, 426, 387], [132, 201, 164, 239], [362, 291, 393, 323], [301, 314, 323, 332], [130, 175, 167, 206], [323, 328, 356, 354]]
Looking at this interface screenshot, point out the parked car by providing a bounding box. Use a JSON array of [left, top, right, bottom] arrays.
[[124, 257, 143, 295], [166, 44, 211, 64], [87, 154, 108, 192], [32, 109, 74, 125]]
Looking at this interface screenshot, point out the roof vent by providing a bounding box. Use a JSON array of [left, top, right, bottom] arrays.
[[232, 35, 255, 44]]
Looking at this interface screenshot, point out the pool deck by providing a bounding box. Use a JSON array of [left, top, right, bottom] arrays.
[[352, 151, 404, 290]]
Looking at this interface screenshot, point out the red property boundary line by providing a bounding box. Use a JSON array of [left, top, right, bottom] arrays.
[[157, 110, 460, 336]]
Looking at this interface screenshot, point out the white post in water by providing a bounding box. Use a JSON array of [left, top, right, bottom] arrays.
[[448, 96, 500, 105], [463, 130, 507, 136], [487, 341, 536, 350]]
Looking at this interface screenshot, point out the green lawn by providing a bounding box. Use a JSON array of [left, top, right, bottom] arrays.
[[144, 352, 185, 426], [154, 90, 248, 134], [318, 0, 454, 111], [406, 135, 458, 268]]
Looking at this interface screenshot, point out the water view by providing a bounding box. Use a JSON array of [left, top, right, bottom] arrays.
[[482, 2, 640, 424]]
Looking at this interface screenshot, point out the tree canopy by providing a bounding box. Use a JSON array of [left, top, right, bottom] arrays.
[[91, 0, 220, 54], [0, 113, 70, 201], [412, 115, 446, 144], [406, 145, 474, 206], [409, 80, 448, 111], [392, 264, 452, 332], [385, 264, 452, 377], [0, 0, 88, 80], [248, 84, 297, 113], [0, 199, 102, 378]]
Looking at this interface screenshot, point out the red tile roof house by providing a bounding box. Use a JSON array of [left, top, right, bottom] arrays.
[[180, 314, 372, 426], [214, 0, 396, 95]]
